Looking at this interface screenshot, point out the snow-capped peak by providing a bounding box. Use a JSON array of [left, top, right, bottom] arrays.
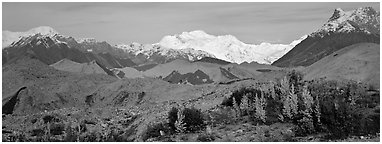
[[116, 42, 216, 61], [311, 7, 379, 37], [2, 26, 59, 48], [155, 30, 307, 64], [179, 30, 216, 40], [27, 26, 58, 36], [77, 38, 97, 43], [328, 8, 346, 22]]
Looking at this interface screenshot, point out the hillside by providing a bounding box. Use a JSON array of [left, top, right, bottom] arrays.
[[2, 57, 117, 115], [304, 43, 380, 87], [113, 67, 144, 79], [50, 59, 109, 75]]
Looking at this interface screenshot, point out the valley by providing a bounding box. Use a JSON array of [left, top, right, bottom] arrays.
[[2, 5, 380, 142]]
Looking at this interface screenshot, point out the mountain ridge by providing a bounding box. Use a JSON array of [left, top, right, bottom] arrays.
[[119, 30, 307, 64], [273, 7, 380, 67], [3, 27, 306, 65]]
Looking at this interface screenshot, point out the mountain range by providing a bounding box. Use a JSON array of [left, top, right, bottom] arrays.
[[116, 30, 307, 64], [3, 28, 306, 66], [2, 6, 380, 85]]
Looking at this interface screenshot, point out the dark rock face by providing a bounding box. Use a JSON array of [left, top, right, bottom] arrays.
[[163, 70, 214, 85], [2, 87, 27, 115], [220, 67, 239, 79]]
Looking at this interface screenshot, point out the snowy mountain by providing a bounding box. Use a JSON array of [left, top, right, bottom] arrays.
[[116, 42, 216, 64], [76, 38, 98, 43], [117, 30, 306, 64], [2, 26, 136, 69], [158, 30, 306, 64], [273, 7, 380, 67], [4, 25, 306, 65], [2, 26, 59, 48]]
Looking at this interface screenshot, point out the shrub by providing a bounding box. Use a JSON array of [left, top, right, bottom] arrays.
[[42, 114, 60, 124], [197, 133, 215, 142], [4, 131, 28, 142], [79, 131, 100, 142], [168, 106, 205, 133], [307, 80, 380, 139], [168, 107, 178, 131], [64, 123, 78, 142], [104, 129, 126, 142], [207, 107, 235, 126], [295, 111, 314, 136], [182, 107, 205, 132], [287, 70, 303, 88], [49, 123, 65, 135], [175, 107, 187, 133], [295, 85, 315, 136], [142, 123, 168, 141], [222, 87, 261, 107]]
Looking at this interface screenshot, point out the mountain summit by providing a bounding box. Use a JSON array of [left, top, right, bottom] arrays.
[[2, 26, 59, 48], [311, 7, 380, 37]]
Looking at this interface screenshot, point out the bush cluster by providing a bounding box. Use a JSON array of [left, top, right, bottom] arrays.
[[219, 70, 379, 140], [143, 106, 205, 141]]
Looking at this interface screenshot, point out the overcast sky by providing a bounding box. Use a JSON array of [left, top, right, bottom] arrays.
[[2, 2, 380, 45]]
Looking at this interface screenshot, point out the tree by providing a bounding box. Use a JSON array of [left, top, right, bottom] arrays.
[[240, 93, 250, 116], [253, 93, 267, 123], [232, 97, 241, 117], [297, 85, 315, 135], [175, 107, 187, 133], [282, 82, 299, 120]]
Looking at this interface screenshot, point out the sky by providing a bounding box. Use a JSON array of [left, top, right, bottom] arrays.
[[2, 2, 380, 45]]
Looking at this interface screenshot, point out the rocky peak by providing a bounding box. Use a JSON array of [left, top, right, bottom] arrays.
[[328, 8, 346, 22], [27, 26, 58, 36], [311, 7, 380, 37]]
